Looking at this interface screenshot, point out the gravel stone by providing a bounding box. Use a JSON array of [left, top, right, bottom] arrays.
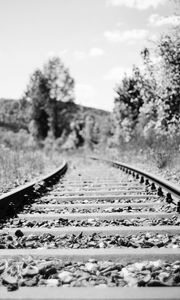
[[46, 279, 59, 286], [15, 229, 24, 238], [58, 271, 73, 283], [22, 266, 39, 277]]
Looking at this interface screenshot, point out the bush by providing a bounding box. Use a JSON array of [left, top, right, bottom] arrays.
[[153, 149, 171, 169]]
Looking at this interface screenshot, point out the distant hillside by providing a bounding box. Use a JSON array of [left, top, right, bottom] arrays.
[[0, 98, 31, 132], [0, 98, 110, 136]]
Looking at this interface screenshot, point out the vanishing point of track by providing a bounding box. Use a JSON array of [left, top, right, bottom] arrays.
[[0, 157, 180, 299]]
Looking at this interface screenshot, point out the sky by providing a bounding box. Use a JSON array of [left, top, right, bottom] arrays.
[[0, 0, 178, 111]]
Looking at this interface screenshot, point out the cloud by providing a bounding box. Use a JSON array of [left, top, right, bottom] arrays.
[[75, 83, 97, 106], [104, 29, 148, 43], [59, 49, 68, 56], [106, 0, 165, 10], [149, 33, 159, 42], [47, 51, 56, 58], [47, 50, 68, 59], [117, 21, 124, 27], [149, 14, 180, 27], [89, 48, 104, 56], [104, 66, 132, 81], [74, 48, 104, 60], [73, 50, 87, 60]]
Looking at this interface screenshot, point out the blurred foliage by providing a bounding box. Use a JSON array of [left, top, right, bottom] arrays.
[[0, 127, 65, 194], [112, 26, 180, 167], [0, 98, 31, 131], [113, 66, 144, 142]]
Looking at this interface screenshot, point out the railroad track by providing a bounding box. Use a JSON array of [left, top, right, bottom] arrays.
[[0, 157, 180, 299]]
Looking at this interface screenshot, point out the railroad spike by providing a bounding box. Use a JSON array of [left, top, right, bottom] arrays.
[[151, 182, 156, 191], [166, 192, 173, 204], [177, 201, 180, 213], [145, 179, 149, 185], [140, 176, 144, 184], [157, 187, 164, 197]]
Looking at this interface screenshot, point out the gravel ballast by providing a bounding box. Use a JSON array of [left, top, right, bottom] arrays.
[[20, 204, 176, 214], [1, 215, 180, 229], [0, 232, 180, 249], [1, 257, 180, 291], [35, 196, 161, 205]]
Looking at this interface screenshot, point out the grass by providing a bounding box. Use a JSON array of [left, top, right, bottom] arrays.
[[1, 127, 180, 195], [0, 146, 42, 194], [53, 139, 180, 187], [99, 143, 180, 185], [0, 130, 63, 195]]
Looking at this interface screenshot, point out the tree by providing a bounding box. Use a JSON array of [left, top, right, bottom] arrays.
[[43, 57, 75, 137], [83, 114, 97, 150], [24, 56, 75, 139], [24, 69, 49, 140], [137, 47, 159, 140], [156, 30, 180, 135], [138, 30, 180, 139], [43, 56, 74, 102], [113, 66, 144, 143], [112, 1, 180, 150]]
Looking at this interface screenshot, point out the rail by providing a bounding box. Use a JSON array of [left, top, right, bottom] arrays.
[[0, 161, 68, 218], [91, 156, 180, 208]]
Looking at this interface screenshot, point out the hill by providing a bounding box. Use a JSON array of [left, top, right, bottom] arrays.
[[0, 98, 111, 140]]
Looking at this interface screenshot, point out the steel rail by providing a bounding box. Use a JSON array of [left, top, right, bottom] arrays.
[[91, 157, 180, 206], [0, 161, 68, 218]]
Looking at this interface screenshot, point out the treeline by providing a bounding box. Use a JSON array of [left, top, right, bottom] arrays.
[[112, 28, 180, 152]]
